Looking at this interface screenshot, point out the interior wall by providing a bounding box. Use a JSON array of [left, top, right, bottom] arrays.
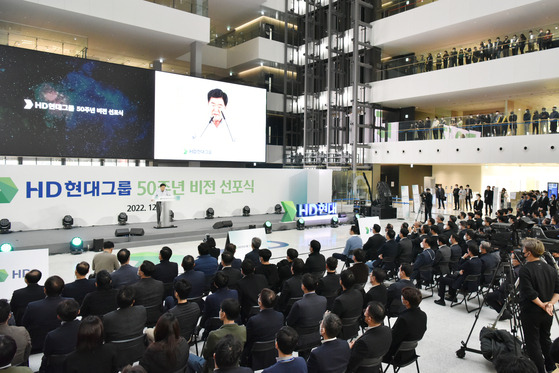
[[399, 165, 433, 197], [482, 165, 559, 193], [432, 165, 483, 196]]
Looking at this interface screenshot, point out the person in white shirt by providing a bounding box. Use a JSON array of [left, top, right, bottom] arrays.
[[152, 183, 172, 226]]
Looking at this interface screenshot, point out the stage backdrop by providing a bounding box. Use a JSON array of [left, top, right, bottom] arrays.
[[0, 166, 331, 231]]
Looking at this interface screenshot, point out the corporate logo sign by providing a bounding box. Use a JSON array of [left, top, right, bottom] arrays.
[[296, 202, 337, 218], [0, 177, 18, 203], [0, 269, 8, 282]]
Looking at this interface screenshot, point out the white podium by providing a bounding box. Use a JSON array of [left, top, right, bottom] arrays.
[[155, 195, 178, 229]]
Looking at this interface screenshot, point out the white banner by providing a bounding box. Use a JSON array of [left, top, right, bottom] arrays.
[[444, 125, 481, 139], [401, 185, 410, 219], [0, 166, 330, 231], [357, 216, 381, 242], [227, 228, 269, 259], [0, 249, 49, 301], [411, 185, 420, 213]]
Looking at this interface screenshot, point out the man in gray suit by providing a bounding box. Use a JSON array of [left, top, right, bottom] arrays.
[[0, 300, 30, 366], [132, 261, 164, 327]]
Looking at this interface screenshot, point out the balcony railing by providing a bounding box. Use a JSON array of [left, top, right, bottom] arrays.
[[377, 114, 559, 142], [144, 0, 208, 17]]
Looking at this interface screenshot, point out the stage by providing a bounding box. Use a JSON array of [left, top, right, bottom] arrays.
[[0, 212, 351, 255]]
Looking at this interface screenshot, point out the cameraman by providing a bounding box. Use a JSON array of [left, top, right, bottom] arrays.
[[519, 238, 559, 373]]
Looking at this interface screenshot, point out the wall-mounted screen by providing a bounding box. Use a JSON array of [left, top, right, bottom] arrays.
[[0, 45, 154, 159], [154, 71, 266, 162]]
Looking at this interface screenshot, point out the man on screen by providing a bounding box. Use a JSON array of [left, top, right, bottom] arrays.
[[195, 88, 234, 142]]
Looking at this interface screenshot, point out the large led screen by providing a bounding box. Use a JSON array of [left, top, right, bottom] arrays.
[[154, 71, 266, 162], [0, 45, 154, 159]]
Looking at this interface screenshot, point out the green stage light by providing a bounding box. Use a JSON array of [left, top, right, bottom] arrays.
[[331, 216, 339, 228], [264, 221, 272, 234], [70, 237, 83, 254], [0, 243, 14, 252]]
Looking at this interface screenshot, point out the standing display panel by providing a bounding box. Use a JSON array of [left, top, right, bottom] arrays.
[[0, 45, 155, 159], [154, 71, 266, 162]]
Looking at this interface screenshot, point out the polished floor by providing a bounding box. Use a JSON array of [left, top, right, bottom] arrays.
[[29, 211, 559, 373]]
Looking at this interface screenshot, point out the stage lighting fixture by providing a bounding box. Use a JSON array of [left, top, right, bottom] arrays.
[[296, 218, 305, 230], [118, 212, 128, 225], [274, 204, 282, 214], [206, 208, 214, 219], [0, 219, 11, 234], [62, 215, 74, 229], [0, 243, 14, 252], [243, 206, 251, 217], [264, 221, 272, 234], [70, 237, 83, 254], [331, 216, 339, 228]]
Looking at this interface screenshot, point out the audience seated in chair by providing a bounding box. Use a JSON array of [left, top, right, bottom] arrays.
[[213, 335, 252, 373], [0, 299, 31, 368], [10, 270, 44, 327], [365, 268, 387, 306], [332, 270, 364, 340], [111, 249, 140, 289], [61, 261, 96, 305], [0, 335, 33, 373], [316, 256, 341, 311], [243, 288, 284, 370], [39, 299, 80, 373], [262, 326, 308, 373], [80, 270, 119, 318], [132, 261, 164, 327], [307, 312, 350, 373], [152, 246, 179, 298], [346, 301, 392, 373]]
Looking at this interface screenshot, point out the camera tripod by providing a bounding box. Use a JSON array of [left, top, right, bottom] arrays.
[[415, 200, 425, 222], [455, 252, 524, 359]]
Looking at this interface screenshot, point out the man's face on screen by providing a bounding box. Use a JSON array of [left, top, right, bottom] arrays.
[[209, 97, 226, 126]]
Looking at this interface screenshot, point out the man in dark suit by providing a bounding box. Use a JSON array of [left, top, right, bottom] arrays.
[[214, 335, 252, 373], [332, 270, 364, 340], [80, 270, 118, 318], [435, 243, 482, 306], [22, 275, 66, 353], [218, 243, 242, 270], [110, 249, 140, 289], [236, 259, 268, 323], [255, 249, 279, 292], [350, 249, 370, 286], [386, 264, 414, 317], [205, 237, 221, 259], [473, 194, 484, 216], [39, 299, 81, 373], [277, 249, 298, 290], [363, 224, 385, 262], [365, 268, 387, 306], [453, 185, 460, 210], [201, 272, 238, 331], [169, 279, 201, 340], [61, 261, 96, 305], [220, 251, 243, 289], [176, 255, 207, 298], [277, 258, 304, 315], [263, 326, 307, 373], [484, 186, 493, 216], [347, 301, 392, 373], [194, 242, 218, 279], [103, 287, 147, 369], [0, 300, 30, 367], [286, 274, 327, 357], [307, 312, 350, 373], [243, 237, 262, 268], [372, 230, 398, 270], [410, 237, 436, 288], [424, 188, 433, 222], [316, 257, 341, 310], [304, 240, 326, 276], [384, 287, 427, 363], [153, 246, 179, 298], [244, 288, 284, 369], [396, 228, 413, 264], [132, 260, 165, 327], [10, 270, 44, 326]]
